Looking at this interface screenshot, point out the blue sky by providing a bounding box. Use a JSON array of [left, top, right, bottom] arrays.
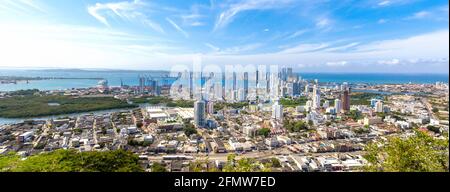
[[0, 0, 448, 73]]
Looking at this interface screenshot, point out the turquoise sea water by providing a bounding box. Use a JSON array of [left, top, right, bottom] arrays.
[[1, 69, 448, 92]]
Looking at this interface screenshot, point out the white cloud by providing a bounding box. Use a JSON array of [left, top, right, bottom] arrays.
[[323, 42, 360, 52], [278, 43, 329, 54], [405, 6, 449, 21], [214, 0, 293, 31], [378, 1, 391, 7], [0, 0, 46, 15], [355, 30, 449, 58], [326, 61, 348, 67], [264, 28, 270, 32], [0, 23, 177, 69], [378, 59, 400, 65], [205, 43, 263, 55], [181, 5, 207, 27], [210, 43, 263, 55], [316, 18, 331, 28], [378, 19, 388, 24], [166, 18, 189, 38], [286, 29, 308, 39], [408, 11, 430, 19], [205, 43, 220, 52], [87, 0, 165, 33]]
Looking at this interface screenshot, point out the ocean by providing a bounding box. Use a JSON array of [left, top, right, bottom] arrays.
[[0, 69, 448, 92]]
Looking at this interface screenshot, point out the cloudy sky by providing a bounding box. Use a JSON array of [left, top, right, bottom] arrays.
[[0, 0, 448, 73]]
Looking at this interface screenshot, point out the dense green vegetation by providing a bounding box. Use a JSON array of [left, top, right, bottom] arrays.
[[0, 149, 144, 172], [280, 97, 307, 107], [284, 119, 309, 132], [167, 100, 195, 108], [183, 122, 198, 137], [258, 128, 271, 138], [347, 110, 363, 121], [364, 130, 449, 172], [214, 102, 249, 110], [222, 154, 272, 172], [351, 92, 385, 106], [0, 95, 136, 118], [7, 89, 41, 96], [189, 158, 219, 172], [151, 162, 168, 172]]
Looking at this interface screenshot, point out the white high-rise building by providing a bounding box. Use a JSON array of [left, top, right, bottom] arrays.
[[312, 85, 321, 109], [238, 88, 246, 102], [335, 99, 342, 114], [213, 83, 223, 101], [304, 84, 310, 96], [207, 101, 214, 115], [375, 100, 384, 113], [194, 100, 206, 127], [270, 73, 280, 99], [272, 99, 284, 121]]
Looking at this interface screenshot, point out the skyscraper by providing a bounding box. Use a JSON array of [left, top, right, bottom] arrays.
[[341, 87, 351, 112], [194, 100, 206, 127], [272, 99, 283, 121], [287, 68, 293, 79], [139, 76, 145, 94], [375, 100, 384, 113], [243, 72, 249, 96], [214, 83, 223, 101], [293, 81, 301, 96], [188, 71, 193, 99], [281, 68, 287, 81], [266, 72, 271, 96], [207, 101, 214, 115], [256, 69, 259, 87], [238, 88, 246, 102], [304, 84, 310, 96], [335, 99, 342, 113], [312, 85, 321, 109], [232, 72, 237, 92]]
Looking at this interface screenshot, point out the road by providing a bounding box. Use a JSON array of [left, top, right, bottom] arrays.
[[421, 98, 438, 120], [147, 147, 366, 162]]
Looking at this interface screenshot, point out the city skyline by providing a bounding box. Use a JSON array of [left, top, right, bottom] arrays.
[[0, 0, 449, 73]]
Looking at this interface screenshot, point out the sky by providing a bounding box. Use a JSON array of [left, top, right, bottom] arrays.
[[0, 0, 448, 73]]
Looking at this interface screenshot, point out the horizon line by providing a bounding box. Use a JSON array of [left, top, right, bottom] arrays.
[[0, 66, 449, 75]]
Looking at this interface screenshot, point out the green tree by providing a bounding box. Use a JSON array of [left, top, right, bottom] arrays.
[[189, 158, 219, 172], [151, 162, 167, 172], [222, 154, 271, 172], [364, 130, 449, 172], [432, 107, 439, 113], [258, 128, 271, 138], [0, 149, 144, 172], [284, 119, 309, 132], [183, 122, 197, 137]]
